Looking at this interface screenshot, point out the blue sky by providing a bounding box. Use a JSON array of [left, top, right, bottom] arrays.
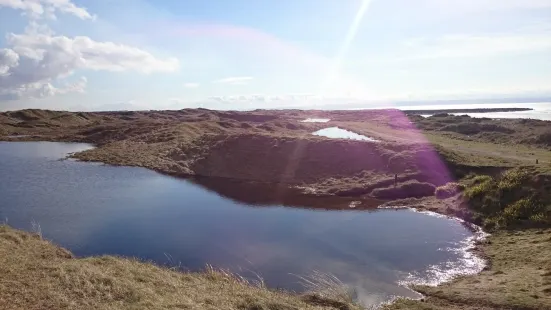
[[0, 0, 550, 111]]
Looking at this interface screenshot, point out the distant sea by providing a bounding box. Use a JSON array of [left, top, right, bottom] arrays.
[[398, 102, 551, 121]]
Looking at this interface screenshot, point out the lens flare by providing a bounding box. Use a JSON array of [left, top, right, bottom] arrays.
[[322, 0, 373, 95]]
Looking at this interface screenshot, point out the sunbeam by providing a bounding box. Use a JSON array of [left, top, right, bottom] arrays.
[[322, 0, 373, 95]]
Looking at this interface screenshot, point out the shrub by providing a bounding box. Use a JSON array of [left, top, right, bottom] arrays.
[[435, 182, 465, 199], [462, 168, 551, 229], [471, 175, 493, 184], [535, 131, 551, 146], [464, 178, 495, 200], [371, 181, 436, 199], [503, 198, 545, 221], [440, 122, 482, 135], [439, 122, 514, 135], [387, 152, 416, 172]]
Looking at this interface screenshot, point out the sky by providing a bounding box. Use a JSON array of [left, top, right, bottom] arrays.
[[0, 0, 550, 111]]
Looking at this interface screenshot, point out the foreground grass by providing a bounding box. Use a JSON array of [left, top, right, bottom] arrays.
[[2, 109, 551, 309], [384, 229, 551, 310], [0, 226, 358, 310]]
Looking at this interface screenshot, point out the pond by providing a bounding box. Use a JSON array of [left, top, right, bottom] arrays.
[[0, 142, 483, 306], [313, 127, 379, 142], [301, 118, 331, 123]]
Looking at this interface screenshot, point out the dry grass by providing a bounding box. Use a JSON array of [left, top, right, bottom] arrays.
[[2, 108, 551, 310], [384, 229, 551, 310], [296, 271, 355, 304], [0, 225, 359, 310], [435, 182, 465, 199], [370, 181, 436, 199], [3, 108, 551, 195]]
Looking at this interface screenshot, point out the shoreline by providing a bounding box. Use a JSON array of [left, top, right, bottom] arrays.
[[403, 107, 532, 115], [0, 139, 489, 308], [1, 108, 550, 309]]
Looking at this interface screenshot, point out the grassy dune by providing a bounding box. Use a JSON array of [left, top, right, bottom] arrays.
[[384, 229, 551, 310], [382, 168, 551, 310], [0, 226, 358, 310], [1, 108, 551, 309]]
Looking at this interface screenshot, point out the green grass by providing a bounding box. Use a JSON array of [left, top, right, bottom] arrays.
[[383, 167, 551, 310], [425, 133, 551, 171], [461, 168, 551, 230]]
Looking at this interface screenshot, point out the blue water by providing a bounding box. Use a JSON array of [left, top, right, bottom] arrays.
[[0, 142, 482, 306], [408, 102, 551, 120]]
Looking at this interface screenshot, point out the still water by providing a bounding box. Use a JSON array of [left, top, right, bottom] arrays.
[[301, 118, 331, 123], [409, 102, 551, 121], [313, 127, 379, 142], [0, 142, 483, 306]]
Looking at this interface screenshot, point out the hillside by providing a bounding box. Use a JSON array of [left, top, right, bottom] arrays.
[[1, 107, 551, 309]]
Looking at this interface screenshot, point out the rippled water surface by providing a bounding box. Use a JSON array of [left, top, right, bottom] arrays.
[[0, 142, 484, 306]]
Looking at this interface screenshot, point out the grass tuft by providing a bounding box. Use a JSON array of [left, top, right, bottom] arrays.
[[296, 271, 356, 306], [435, 182, 465, 199], [0, 225, 359, 310]]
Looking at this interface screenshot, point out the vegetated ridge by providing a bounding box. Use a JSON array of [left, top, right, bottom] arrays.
[[1, 107, 550, 309]]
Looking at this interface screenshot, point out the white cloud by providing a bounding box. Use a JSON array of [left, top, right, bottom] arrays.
[[168, 94, 374, 110], [81, 100, 152, 112], [0, 0, 95, 20], [7, 31, 180, 73], [183, 82, 199, 88], [413, 0, 551, 19], [358, 23, 551, 64], [423, 0, 551, 12], [59, 76, 87, 94], [0, 27, 179, 100], [0, 48, 19, 76], [0, 76, 87, 100], [213, 76, 254, 85], [402, 33, 551, 59], [206, 94, 325, 104]]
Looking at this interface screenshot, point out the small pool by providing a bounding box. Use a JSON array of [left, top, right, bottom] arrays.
[[301, 118, 331, 123], [313, 127, 378, 141]]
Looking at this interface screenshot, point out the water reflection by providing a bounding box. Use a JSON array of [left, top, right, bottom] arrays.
[[189, 176, 382, 210], [0, 142, 482, 307], [313, 127, 379, 142], [301, 118, 331, 123]]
